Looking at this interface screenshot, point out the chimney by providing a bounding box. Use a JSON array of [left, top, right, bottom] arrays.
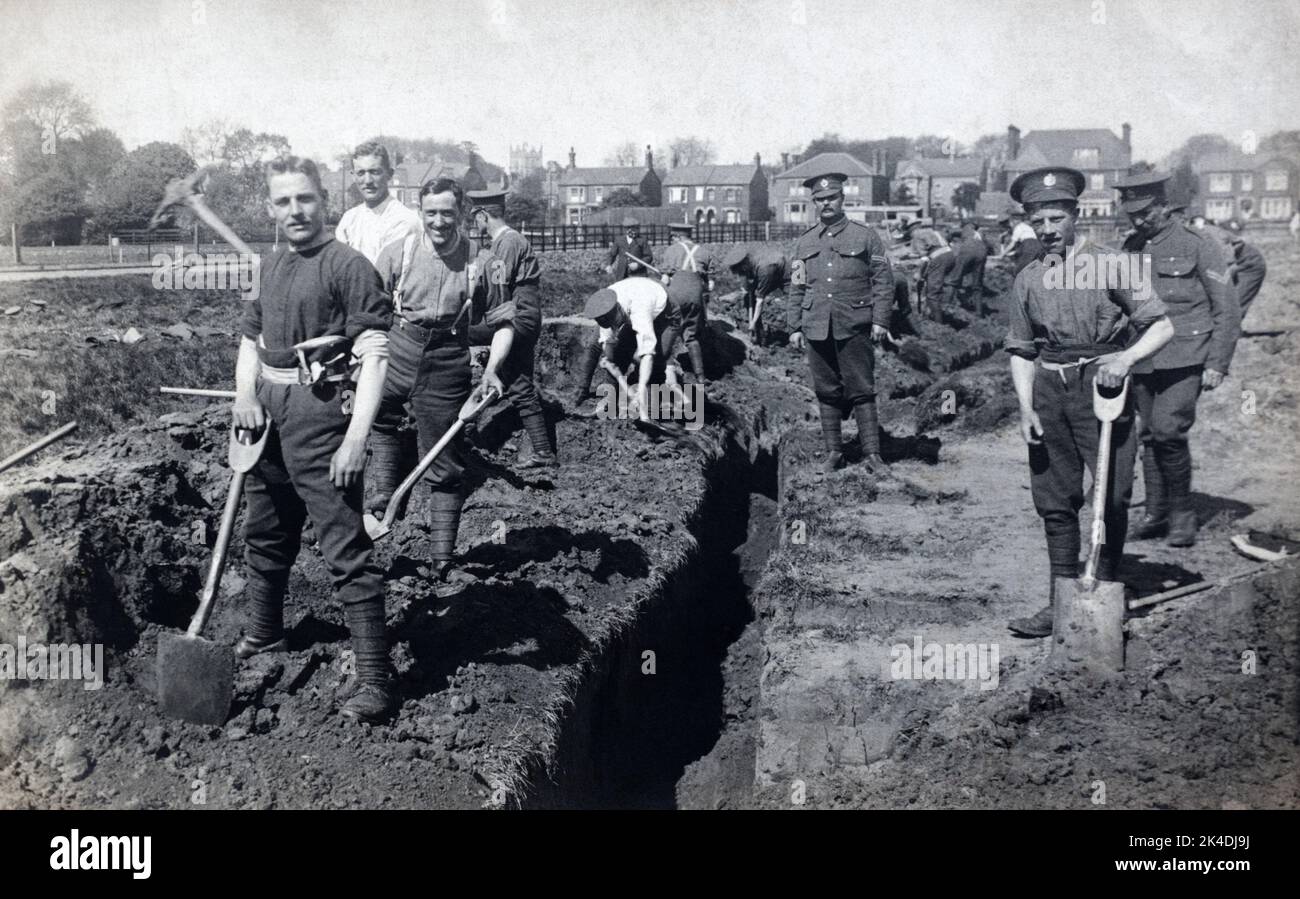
[[671, 152, 680, 169], [1007, 125, 1021, 161], [1122, 122, 1132, 149], [754, 152, 761, 168], [781, 152, 790, 169], [645, 144, 653, 170], [568, 147, 575, 169]]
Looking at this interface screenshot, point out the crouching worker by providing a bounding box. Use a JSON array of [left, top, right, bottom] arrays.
[[1002, 167, 1174, 639], [570, 277, 682, 423], [232, 156, 395, 723], [723, 244, 787, 345], [370, 178, 511, 573]]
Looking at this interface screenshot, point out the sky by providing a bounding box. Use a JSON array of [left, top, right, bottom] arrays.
[[3, 0, 1297, 169]]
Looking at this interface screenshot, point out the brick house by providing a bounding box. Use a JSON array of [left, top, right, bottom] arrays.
[[1002, 124, 1133, 217], [1192, 150, 1297, 221], [558, 146, 662, 224], [771, 152, 889, 225], [661, 155, 770, 223], [892, 157, 988, 217]]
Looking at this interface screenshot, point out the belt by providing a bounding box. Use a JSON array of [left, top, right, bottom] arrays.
[[393, 317, 466, 345], [259, 364, 300, 385]]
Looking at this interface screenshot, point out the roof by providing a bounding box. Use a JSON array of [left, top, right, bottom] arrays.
[[1008, 128, 1130, 171], [390, 160, 480, 187], [1192, 151, 1295, 174], [560, 166, 653, 187], [775, 151, 878, 180], [662, 164, 760, 186], [899, 157, 986, 178]]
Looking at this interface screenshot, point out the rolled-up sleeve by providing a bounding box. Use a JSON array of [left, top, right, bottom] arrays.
[[1004, 269, 1038, 359], [337, 253, 392, 338]]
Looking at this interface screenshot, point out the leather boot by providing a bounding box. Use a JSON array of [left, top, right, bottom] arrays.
[[1009, 580, 1057, 638], [1161, 442, 1197, 547], [819, 401, 844, 472], [427, 488, 463, 563], [367, 430, 407, 517], [235, 572, 288, 659], [570, 342, 602, 409], [518, 410, 557, 468], [853, 401, 884, 469], [341, 596, 395, 723], [1130, 445, 1167, 539], [687, 341, 707, 385]]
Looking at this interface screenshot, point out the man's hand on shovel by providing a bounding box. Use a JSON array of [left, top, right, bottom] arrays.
[[1095, 352, 1133, 388]]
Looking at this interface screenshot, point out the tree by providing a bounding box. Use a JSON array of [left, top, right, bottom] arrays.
[[1259, 130, 1300, 165], [803, 133, 845, 157], [602, 188, 647, 208], [605, 141, 641, 167], [90, 142, 195, 234], [912, 134, 955, 158], [1128, 160, 1155, 174], [506, 194, 546, 223], [1168, 158, 1198, 207], [221, 129, 291, 170], [667, 136, 716, 167], [180, 118, 234, 165], [951, 182, 980, 215], [891, 182, 915, 205], [2, 80, 93, 146], [1165, 133, 1234, 169], [14, 168, 87, 243]]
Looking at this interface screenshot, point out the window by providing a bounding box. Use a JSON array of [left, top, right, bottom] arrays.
[[1205, 199, 1234, 219], [695, 186, 705, 201], [725, 209, 739, 223], [787, 202, 806, 223], [593, 186, 603, 202], [1260, 196, 1293, 219], [1209, 173, 1232, 193], [1090, 173, 1105, 191], [844, 182, 860, 196], [1265, 169, 1288, 191], [706, 187, 715, 201], [789, 185, 807, 197], [671, 187, 687, 203], [568, 186, 584, 201], [726, 188, 738, 202], [1072, 147, 1100, 168], [568, 207, 581, 224], [1240, 172, 1253, 192]]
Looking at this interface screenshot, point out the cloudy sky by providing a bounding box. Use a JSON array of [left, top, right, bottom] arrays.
[[3, 0, 1296, 168]]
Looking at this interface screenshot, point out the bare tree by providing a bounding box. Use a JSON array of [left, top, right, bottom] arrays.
[[1, 80, 94, 143], [180, 118, 234, 166], [667, 136, 716, 167], [605, 141, 641, 167]]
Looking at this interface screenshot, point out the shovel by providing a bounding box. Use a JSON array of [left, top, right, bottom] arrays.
[[364, 386, 500, 542], [1051, 375, 1130, 672], [157, 423, 270, 725]]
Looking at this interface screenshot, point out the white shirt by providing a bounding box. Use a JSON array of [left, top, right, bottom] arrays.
[[334, 194, 421, 266], [599, 277, 668, 358], [1008, 221, 1036, 248]]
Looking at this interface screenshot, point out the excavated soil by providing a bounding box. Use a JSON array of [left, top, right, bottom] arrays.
[[2, 238, 1297, 810]]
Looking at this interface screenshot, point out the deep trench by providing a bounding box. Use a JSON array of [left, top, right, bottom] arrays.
[[522, 415, 778, 809]]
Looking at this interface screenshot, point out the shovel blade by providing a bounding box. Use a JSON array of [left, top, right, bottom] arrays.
[[363, 512, 390, 542], [156, 632, 234, 725], [1051, 576, 1126, 672]]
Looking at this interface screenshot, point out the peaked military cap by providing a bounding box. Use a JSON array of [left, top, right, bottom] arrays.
[[1009, 166, 1087, 206]]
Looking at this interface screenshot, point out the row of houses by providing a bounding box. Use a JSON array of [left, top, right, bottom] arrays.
[[320, 124, 1299, 226]]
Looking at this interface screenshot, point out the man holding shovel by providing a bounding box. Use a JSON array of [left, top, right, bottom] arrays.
[[232, 156, 396, 722], [1003, 167, 1174, 639], [370, 178, 511, 575], [723, 244, 787, 344]]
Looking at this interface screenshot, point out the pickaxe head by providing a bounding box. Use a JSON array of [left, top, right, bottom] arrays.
[[150, 168, 210, 230]]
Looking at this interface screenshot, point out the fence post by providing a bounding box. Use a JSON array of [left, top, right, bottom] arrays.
[[11, 223, 21, 265]]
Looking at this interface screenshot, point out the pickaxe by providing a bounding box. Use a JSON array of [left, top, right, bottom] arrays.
[[151, 168, 255, 256]]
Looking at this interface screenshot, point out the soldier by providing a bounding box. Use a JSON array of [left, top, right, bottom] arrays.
[[1003, 167, 1174, 639], [1117, 171, 1241, 547], [723, 244, 787, 344], [1221, 220, 1267, 320], [334, 141, 421, 266], [232, 156, 397, 722], [786, 171, 895, 474], [370, 178, 514, 575], [573, 277, 682, 422], [605, 216, 654, 279], [950, 220, 991, 315], [466, 189, 556, 468], [659, 222, 713, 383]]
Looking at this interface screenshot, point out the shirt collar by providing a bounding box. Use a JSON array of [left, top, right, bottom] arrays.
[[364, 193, 393, 215], [288, 231, 332, 254], [820, 215, 848, 238], [421, 228, 462, 256]]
